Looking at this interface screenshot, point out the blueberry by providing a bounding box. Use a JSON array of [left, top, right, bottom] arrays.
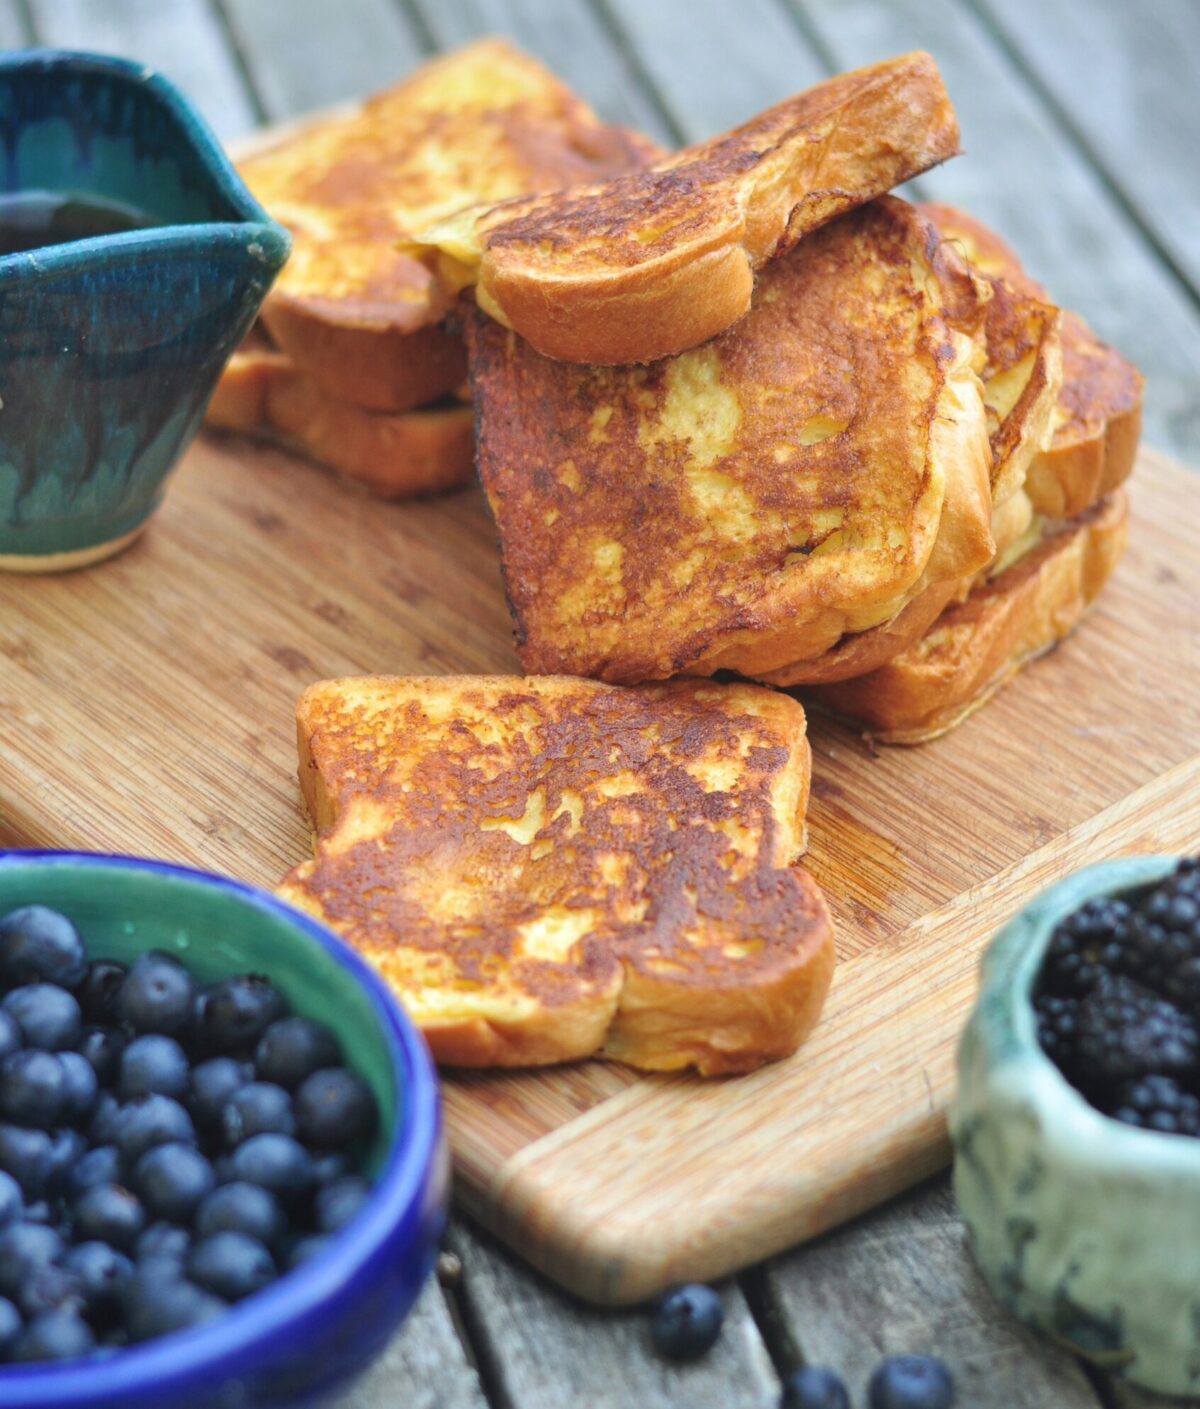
[[118, 952, 195, 1036], [45, 1127, 87, 1193], [2, 984, 81, 1050], [221, 1082, 295, 1146], [134, 1143, 215, 1223], [0, 1123, 54, 1197], [196, 1181, 286, 1247], [0, 1221, 64, 1298], [58, 1051, 99, 1125], [118, 1034, 191, 1101], [193, 975, 286, 1055], [294, 1068, 375, 1148], [189, 1057, 253, 1132], [649, 1284, 724, 1361], [66, 1144, 122, 1202], [78, 1026, 126, 1087], [781, 1367, 852, 1409], [77, 959, 127, 1024], [255, 1017, 339, 1089], [74, 1183, 146, 1252], [19, 1200, 55, 1226], [285, 1233, 329, 1270], [315, 1175, 369, 1234], [0, 907, 85, 990], [868, 1355, 956, 1409], [0, 1171, 20, 1228], [115, 1094, 196, 1166], [135, 1221, 192, 1268], [17, 1261, 84, 1318], [0, 1049, 66, 1127], [0, 1295, 20, 1357], [89, 1092, 122, 1146], [62, 1241, 132, 1323], [10, 1307, 95, 1362], [229, 1133, 314, 1203], [124, 1273, 225, 1342], [0, 1011, 21, 1061], [311, 1151, 349, 1186], [188, 1231, 275, 1302]]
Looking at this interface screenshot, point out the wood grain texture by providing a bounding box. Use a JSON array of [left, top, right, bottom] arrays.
[[409, 0, 672, 142], [219, 0, 427, 120], [756, 1178, 1101, 1408], [791, 0, 1200, 460], [328, 1280, 487, 1409], [974, 0, 1200, 301], [0, 439, 1195, 1307], [450, 1219, 780, 1408]]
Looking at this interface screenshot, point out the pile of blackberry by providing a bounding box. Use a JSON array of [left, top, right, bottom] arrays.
[[0, 905, 379, 1365], [1034, 857, 1200, 1136]]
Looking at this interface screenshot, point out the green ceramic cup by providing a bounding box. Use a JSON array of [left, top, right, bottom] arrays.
[[952, 856, 1200, 1397]]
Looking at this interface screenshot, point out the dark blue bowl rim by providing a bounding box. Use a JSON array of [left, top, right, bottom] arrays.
[[0, 849, 443, 1404], [0, 49, 290, 277]]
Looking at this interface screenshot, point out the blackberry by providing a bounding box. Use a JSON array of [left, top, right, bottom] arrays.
[[1039, 897, 1134, 997], [1033, 994, 1080, 1072], [1111, 1075, 1200, 1137], [1075, 978, 1199, 1091], [1124, 861, 1200, 1007]]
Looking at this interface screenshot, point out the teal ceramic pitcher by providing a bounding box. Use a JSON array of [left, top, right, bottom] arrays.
[[0, 50, 289, 570]]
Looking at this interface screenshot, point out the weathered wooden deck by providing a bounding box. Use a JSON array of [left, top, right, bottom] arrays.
[[4, 2, 1198, 1405]]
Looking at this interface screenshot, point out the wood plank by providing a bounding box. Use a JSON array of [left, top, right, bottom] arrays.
[[789, 0, 1200, 460], [602, 0, 826, 139], [409, 0, 672, 143], [329, 1278, 488, 1409], [0, 2, 29, 45], [757, 1176, 1103, 1408], [24, 0, 259, 140], [974, 0, 1200, 301], [449, 1219, 780, 1408], [219, 0, 427, 121], [1, 428, 1196, 1304]]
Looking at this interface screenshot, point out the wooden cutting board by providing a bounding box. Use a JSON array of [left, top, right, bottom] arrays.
[[1, 436, 1197, 1305]]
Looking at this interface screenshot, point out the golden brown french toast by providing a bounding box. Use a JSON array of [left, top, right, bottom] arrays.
[[809, 491, 1129, 743], [207, 342, 474, 498], [468, 197, 994, 684], [921, 204, 1143, 518], [238, 39, 658, 411], [276, 675, 835, 1076], [406, 52, 960, 364]]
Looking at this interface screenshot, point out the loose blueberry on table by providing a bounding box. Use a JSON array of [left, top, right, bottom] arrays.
[[648, 1282, 725, 1360], [1034, 856, 1200, 1134], [0, 904, 379, 1364], [868, 1354, 955, 1409]]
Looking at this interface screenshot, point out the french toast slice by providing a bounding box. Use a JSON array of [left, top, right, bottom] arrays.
[[208, 341, 475, 498], [921, 204, 1143, 518], [808, 492, 1129, 744], [405, 52, 959, 364], [468, 197, 993, 684], [238, 39, 659, 411], [277, 675, 835, 1076]]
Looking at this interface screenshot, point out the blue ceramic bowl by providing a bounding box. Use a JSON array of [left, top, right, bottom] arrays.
[[0, 850, 447, 1409], [0, 51, 289, 572]]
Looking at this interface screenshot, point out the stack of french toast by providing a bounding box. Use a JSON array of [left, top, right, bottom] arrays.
[[215, 42, 1143, 1076]]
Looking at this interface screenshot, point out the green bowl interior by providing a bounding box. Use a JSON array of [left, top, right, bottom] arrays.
[[0, 862, 398, 1174]]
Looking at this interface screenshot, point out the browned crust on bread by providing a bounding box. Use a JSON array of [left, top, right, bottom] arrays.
[[277, 675, 834, 1075], [920, 204, 1143, 518], [207, 346, 475, 498], [808, 491, 1129, 743], [469, 197, 992, 684], [411, 52, 960, 364], [238, 39, 659, 409]]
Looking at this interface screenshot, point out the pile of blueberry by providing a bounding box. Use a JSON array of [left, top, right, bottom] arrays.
[[0, 904, 378, 1364], [1034, 856, 1200, 1134], [650, 1285, 955, 1407]]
